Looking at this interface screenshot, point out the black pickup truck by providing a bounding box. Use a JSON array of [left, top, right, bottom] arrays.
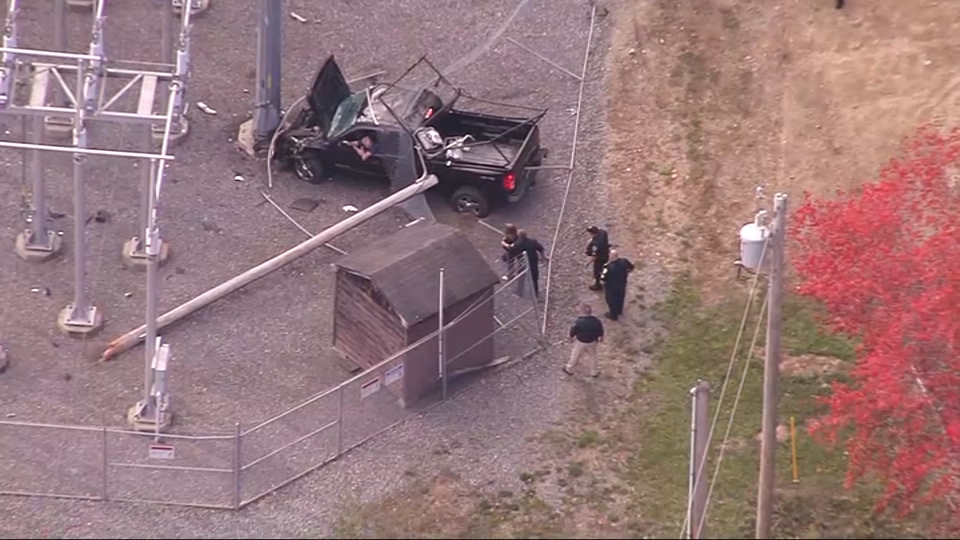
[[275, 56, 548, 218]]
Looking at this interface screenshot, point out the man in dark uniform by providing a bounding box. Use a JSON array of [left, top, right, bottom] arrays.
[[600, 249, 635, 321], [586, 226, 610, 291], [514, 229, 548, 297]]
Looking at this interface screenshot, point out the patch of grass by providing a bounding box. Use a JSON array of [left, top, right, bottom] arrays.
[[332, 472, 566, 539], [624, 277, 922, 538], [576, 429, 601, 448]]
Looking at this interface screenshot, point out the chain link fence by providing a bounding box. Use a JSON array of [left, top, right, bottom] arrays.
[[0, 261, 543, 510]]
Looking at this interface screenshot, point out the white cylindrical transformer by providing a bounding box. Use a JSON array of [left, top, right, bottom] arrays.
[[739, 221, 769, 271]]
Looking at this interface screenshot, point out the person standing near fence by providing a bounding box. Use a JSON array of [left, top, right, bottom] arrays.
[[600, 249, 635, 321], [514, 229, 548, 297], [500, 223, 520, 280], [564, 303, 604, 377], [586, 225, 610, 291]]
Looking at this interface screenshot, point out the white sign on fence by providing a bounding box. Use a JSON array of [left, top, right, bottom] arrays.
[[148, 443, 175, 460], [385, 363, 404, 386], [360, 377, 381, 399]]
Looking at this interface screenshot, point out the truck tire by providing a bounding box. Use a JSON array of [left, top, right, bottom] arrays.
[[450, 186, 491, 218], [294, 157, 327, 184]]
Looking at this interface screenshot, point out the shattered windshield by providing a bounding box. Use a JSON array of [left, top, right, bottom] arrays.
[[328, 91, 366, 139]]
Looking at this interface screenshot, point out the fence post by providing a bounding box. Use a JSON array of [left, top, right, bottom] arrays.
[[336, 385, 344, 456], [233, 422, 241, 509], [101, 426, 108, 500]]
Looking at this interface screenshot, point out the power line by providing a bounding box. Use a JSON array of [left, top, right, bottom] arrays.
[[696, 288, 768, 537], [678, 237, 769, 538]]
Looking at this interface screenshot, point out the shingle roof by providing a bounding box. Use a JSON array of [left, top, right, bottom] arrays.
[[335, 223, 499, 325]]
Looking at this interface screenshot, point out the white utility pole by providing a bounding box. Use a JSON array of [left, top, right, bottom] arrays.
[[755, 192, 788, 539]]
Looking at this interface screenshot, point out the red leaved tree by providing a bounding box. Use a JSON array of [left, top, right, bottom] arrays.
[[790, 125, 960, 529]]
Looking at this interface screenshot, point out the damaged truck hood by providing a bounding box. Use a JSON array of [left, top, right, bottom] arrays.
[[307, 55, 351, 133]]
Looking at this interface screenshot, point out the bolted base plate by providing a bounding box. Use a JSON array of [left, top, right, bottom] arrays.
[[15, 230, 63, 262], [122, 237, 171, 271], [42, 116, 76, 139], [151, 117, 190, 146], [127, 403, 173, 433], [57, 304, 104, 337]]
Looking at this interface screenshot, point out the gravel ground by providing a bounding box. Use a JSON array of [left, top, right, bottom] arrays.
[[0, 0, 660, 537]]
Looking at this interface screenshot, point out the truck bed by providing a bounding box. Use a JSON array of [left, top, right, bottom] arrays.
[[427, 109, 537, 169]]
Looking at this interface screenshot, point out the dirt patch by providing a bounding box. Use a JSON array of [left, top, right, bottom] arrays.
[[603, 0, 960, 301], [782, 353, 847, 378]]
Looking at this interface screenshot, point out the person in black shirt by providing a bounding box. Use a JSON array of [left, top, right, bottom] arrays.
[[586, 226, 610, 291], [500, 223, 520, 280], [514, 229, 548, 297], [600, 249, 635, 321], [564, 303, 604, 377]]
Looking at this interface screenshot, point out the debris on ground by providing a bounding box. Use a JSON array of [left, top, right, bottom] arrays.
[[124, 292, 133, 298], [48, 209, 66, 219], [290, 11, 307, 23], [196, 101, 217, 115], [234, 174, 245, 182], [87, 210, 111, 224], [342, 205, 359, 213], [289, 198, 319, 213], [30, 287, 51, 296]]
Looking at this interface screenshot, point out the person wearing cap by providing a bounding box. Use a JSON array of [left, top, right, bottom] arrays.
[[585, 226, 610, 291], [600, 249, 635, 321]]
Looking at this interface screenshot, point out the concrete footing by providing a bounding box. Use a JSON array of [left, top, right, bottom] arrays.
[[122, 237, 171, 271], [15, 230, 63, 262], [57, 304, 103, 337], [151, 117, 190, 146], [42, 116, 75, 139], [65, 0, 94, 9], [127, 403, 172, 433]]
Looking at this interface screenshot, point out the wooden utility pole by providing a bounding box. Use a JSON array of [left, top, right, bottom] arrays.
[[756, 193, 788, 539], [689, 380, 711, 539]]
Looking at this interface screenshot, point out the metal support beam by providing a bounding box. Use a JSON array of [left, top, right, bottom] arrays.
[[14, 115, 62, 261], [57, 118, 102, 334], [56, 11, 104, 336], [162, 0, 174, 65], [0, 0, 20, 109], [152, 0, 191, 144], [44, 0, 75, 136], [253, 0, 282, 140]]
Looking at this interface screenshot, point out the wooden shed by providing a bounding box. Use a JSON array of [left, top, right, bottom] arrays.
[[333, 223, 500, 407]]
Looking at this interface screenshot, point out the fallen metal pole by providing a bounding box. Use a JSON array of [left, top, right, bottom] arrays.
[[99, 175, 439, 362]]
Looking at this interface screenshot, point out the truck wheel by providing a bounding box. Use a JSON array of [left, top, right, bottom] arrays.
[[450, 186, 490, 218], [294, 158, 327, 184]]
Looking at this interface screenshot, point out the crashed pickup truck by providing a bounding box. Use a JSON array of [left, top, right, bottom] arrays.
[[275, 56, 548, 218]]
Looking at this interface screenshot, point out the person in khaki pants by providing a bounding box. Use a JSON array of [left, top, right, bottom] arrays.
[[564, 303, 604, 377]]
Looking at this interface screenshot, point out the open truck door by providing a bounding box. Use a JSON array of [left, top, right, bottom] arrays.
[[308, 55, 351, 133]]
